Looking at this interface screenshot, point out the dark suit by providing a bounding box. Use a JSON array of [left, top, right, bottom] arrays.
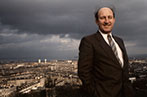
[[78, 31, 134, 97]]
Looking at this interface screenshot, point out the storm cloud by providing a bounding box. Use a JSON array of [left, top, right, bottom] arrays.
[[0, 0, 147, 60]]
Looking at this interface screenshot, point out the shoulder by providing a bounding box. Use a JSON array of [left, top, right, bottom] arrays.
[[81, 33, 98, 43], [79, 33, 97, 49]]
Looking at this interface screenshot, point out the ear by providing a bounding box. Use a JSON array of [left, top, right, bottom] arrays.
[[113, 18, 116, 23], [95, 19, 99, 25]]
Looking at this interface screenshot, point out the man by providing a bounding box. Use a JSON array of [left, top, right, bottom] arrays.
[[78, 6, 134, 97]]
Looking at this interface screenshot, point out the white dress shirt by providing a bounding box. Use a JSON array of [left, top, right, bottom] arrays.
[[99, 30, 124, 67]]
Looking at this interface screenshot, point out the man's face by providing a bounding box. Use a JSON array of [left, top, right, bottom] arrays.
[[96, 7, 115, 34]]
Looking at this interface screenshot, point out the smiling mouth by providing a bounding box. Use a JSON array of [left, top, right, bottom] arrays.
[[103, 23, 111, 26]]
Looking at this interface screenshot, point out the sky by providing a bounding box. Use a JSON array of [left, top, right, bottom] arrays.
[[0, 0, 147, 60]]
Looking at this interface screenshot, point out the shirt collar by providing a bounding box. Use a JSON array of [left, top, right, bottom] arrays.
[[99, 30, 112, 38]]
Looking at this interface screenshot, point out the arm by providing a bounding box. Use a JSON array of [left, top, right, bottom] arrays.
[[78, 37, 95, 94]]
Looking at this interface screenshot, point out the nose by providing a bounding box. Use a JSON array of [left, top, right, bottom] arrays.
[[105, 17, 109, 23], [104, 18, 109, 25]]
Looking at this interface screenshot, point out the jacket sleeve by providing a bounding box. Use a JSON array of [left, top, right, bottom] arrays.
[[78, 37, 96, 95]]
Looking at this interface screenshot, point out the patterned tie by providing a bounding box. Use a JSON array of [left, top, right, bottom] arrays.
[[107, 34, 122, 66]]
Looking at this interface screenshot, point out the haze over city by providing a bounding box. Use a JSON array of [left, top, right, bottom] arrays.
[[0, 0, 147, 60]]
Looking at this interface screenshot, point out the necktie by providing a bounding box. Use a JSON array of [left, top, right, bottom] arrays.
[[107, 34, 122, 66]]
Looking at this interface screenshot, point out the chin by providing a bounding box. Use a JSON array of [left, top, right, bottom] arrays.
[[103, 30, 112, 34]]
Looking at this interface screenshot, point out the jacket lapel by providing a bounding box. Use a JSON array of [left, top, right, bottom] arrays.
[[113, 36, 127, 68], [113, 36, 125, 54]]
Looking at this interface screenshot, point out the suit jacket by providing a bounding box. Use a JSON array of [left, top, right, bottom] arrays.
[[78, 31, 134, 97]]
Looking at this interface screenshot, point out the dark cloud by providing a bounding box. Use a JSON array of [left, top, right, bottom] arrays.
[[0, 0, 147, 59], [0, 0, 97, 37]]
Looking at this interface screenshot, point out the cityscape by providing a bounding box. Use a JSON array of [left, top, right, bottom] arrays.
[[0, 58, 147, 97]]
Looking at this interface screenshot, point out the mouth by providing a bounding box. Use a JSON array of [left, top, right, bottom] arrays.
[[103, 22, 111, 26], [104, 23, 111, 26]]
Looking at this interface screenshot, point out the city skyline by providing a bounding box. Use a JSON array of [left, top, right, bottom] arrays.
[[0, 0, 147, 60]]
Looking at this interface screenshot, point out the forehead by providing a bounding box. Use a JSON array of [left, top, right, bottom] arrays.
[[98, 7, 113, 16]]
